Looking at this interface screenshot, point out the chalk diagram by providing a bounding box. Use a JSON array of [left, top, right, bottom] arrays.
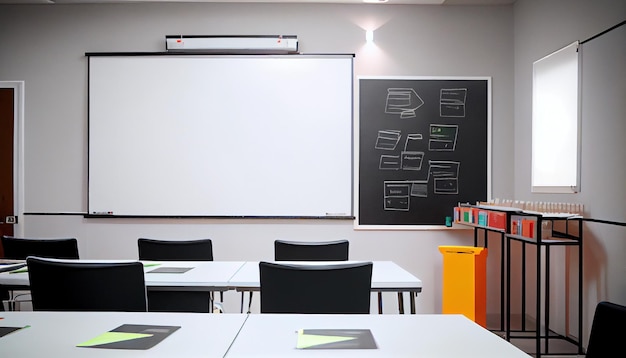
[[430, 161, 460, 195], [385, 88, 424, 119], [375, 130, 402, 150], [376, 131, 425, 172], [376, 87, 465, 211], [383, 160, 460, 211], [440, 88, 467, 117], [429, 124, 458, 151]]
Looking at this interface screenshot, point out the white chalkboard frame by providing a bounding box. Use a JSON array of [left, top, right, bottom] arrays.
[[355, 76, 492, 230], [87, 53, 355, 218]]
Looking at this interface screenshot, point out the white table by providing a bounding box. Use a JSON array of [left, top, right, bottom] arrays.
[[228, 261, 423, 314], [142, 261, 247, 312], [142, 261, 246, 292], [0, 260, 26, 273], [0, 311, 248, 358], [0, 260, 246, 291], [0, 261, 247, 312], [0, 260, 422, 314], [0, 312, 531, 358], [226, 313, 531, 357]]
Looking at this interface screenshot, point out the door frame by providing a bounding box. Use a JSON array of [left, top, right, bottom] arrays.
[[0, 81, 24, 237]]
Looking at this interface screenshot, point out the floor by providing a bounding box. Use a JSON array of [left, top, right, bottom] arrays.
[[487, 314, 584, 358]]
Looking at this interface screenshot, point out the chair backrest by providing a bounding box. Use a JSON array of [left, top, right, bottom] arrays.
[[259, 261, 372, 314], [274, 239, 349, 261], [1, 235, 79, 259], [585, 300, 626, 358], [27, 256, 147, 312], [137, 238, 213, 261]]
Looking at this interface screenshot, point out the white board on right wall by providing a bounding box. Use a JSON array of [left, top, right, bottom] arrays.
[[531, 41, 580, 193]]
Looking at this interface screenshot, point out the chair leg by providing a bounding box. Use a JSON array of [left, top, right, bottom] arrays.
[[7, 290, 32, 311]]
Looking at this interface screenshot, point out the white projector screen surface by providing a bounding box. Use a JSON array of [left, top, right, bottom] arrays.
[[88, 54, 354, 217]]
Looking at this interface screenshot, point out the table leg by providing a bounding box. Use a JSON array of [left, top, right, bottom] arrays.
[[209, 291, 214, 313], [397, 292, 405, 314], [240, 292, 244, 313], [247, 292, 254, 314]]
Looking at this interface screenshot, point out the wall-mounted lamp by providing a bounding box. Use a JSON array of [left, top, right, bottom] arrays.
[[366, 30, 374, 43]]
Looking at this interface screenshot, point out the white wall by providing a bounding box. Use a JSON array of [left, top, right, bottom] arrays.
[[3, 0, 624, 349], [0, 2, 516, 316], [1, 0, 623, 350], [513, 0, 626, 347]]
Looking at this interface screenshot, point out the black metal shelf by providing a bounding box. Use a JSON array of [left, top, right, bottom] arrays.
[[455, 205, 584, 357], [505, 215, 583, 357], [454, 204, 518, 334]]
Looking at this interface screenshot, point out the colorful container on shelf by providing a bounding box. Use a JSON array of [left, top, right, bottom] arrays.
[[454, 206, 507, 231]]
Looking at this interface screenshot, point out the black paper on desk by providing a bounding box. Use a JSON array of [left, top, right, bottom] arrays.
[[297, 329, 377, 349], [77, 324, 181, 350], [147, 267, 193, 274], [0, 326, 26, 338]]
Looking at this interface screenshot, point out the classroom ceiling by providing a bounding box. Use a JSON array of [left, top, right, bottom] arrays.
[[0, 0, 516, 5]]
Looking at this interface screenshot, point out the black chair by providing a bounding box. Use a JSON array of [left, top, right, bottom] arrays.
[[27, 256, 147, 312], [137, 238, 213, 261], [1, 235, 79, 311], [259, 261, 372, 314], [1, 235, 79, 259], [241, 239, 351, 314], [137, 238, 217, 313], [585, 300, 626, 358], [274, 239, 349, 261]]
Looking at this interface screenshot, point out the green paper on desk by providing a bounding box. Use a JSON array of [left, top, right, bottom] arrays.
[[296, 329, 377, 349], [142, 263, 161, 268], [8, 267, 28, 274], [77, 331, 153, 347], [77, 324, 180, 350]]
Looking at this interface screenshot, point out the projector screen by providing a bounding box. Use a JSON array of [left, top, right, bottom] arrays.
[[88, 54, 354, 217]]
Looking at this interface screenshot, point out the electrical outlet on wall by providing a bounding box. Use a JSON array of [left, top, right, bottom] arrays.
[[5, 216, 17, 224]]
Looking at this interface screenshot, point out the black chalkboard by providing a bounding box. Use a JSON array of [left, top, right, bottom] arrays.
[[358, 77, 490, 226]]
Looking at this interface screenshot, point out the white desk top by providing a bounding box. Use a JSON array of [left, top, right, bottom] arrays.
[[0, 260, 247, 291], [0, 312, 531, 358], [229, 261, 423, 292], [0, 260, 422, 295], [226, 313, 531, 358], [142, 261, 246, 289], [0, 311, 248, 358]]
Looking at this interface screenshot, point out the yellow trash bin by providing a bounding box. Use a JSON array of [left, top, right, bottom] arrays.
[[438, 245, 487, 327]]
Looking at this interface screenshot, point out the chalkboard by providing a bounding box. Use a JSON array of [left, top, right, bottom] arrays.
[[357, 77, 490, 227], [87, 54, 354, 218]]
